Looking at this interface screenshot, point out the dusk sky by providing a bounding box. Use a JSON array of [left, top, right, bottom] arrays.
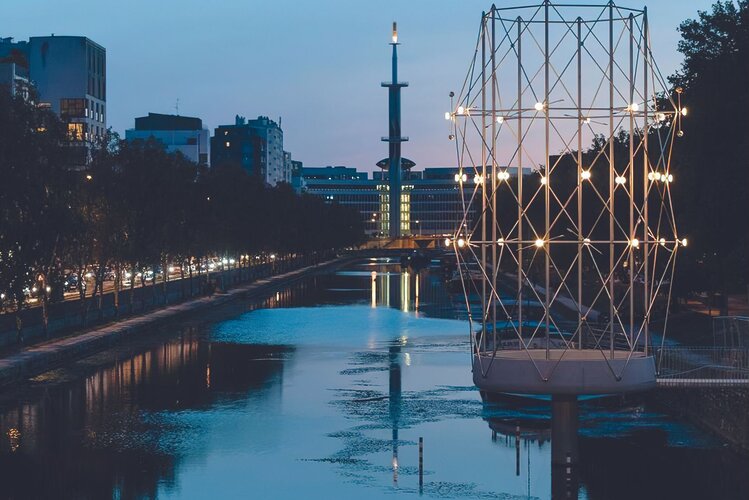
[[7, 0, 716, 171]]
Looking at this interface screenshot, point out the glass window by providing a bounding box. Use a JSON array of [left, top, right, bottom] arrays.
[[67, 123, 84, 141], [60, 98, 86, 119]]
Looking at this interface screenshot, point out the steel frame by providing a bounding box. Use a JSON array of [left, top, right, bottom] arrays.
[[447, 1, 684, 384]]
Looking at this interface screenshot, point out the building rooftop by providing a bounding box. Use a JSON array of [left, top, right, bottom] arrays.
[[134, 113, 203, 131]]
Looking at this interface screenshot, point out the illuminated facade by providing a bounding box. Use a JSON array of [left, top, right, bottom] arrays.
[[297, 166, 532, 237]]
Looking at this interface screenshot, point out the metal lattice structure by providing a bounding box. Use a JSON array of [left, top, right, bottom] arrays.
[[446, 1, 686, 394]]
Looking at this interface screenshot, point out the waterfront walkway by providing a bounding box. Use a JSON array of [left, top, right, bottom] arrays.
[[0, 258, 343, 388]]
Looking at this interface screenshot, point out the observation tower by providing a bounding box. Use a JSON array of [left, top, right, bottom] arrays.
[[381, 22, 409, 238], [445, 2, 686, 408]]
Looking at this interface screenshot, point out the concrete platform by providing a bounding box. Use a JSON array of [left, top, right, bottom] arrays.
[[473, 349, 657, 395]]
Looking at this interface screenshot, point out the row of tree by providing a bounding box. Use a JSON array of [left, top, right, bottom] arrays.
[[0, 86, 365, 334]]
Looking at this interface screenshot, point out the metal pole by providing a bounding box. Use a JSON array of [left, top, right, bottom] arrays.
[[517, 17, 524, 346], [628, 13, 635, 348], [608, 2, 615, 358], [643, 7, 650, 355], [482, 13, 488, 352], [544, 0, 551, 360], [419, 437, 424, 490], [577, 17, 583, 350], [491, 7, 498, 350]]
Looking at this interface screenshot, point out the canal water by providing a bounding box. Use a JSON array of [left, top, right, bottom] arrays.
[[0, 258, 746, 499]]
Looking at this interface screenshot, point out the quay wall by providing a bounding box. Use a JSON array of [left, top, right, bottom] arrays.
[[0, 256, 347, 388], [652, 387, 749, 454]]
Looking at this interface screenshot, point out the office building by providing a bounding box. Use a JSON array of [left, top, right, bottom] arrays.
[[295, 165, 535, 237], [211, 115, 286, 186], [126, 113, 209, 166], [0, 34, 106, 166]]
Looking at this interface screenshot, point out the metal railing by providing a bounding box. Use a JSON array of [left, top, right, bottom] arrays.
[[656, 347, 749, 387], [713, 316, 749, 348]]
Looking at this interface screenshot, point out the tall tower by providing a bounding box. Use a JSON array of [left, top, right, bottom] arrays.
[[381, 22, 408, 238]]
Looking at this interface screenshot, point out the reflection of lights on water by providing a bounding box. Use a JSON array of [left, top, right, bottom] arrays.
[[414, 274, 420, 312], [206, 364, 211, 389], [276, 292, 280, 301], [400, 335, 408, 346], [404, 352, 411, 366], [401, 271, 409, 313], [7, 428, 20, 452]]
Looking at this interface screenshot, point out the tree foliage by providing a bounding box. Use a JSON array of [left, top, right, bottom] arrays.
[[0, 86, 364, 318], [669, 0, 749, 293]]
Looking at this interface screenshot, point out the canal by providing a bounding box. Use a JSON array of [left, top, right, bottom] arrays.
[[0, 258, 746, 499]]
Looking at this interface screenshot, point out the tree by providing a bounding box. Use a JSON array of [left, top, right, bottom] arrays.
[[669, 1, 749, 297], [0, 87, 71, 338]]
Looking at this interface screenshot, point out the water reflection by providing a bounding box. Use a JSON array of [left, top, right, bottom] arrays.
[[0, 258, 746, 499], [0, 331, 293, 499]]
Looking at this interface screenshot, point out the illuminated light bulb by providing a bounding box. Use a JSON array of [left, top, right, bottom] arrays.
[[444, 112, 451, 120], [534, 239, 544, 248], [660, 238, 666, 246], [630, 238, 640, 248], [581, 170, 591, 180], [0, 293, 5, 300], [583, 238, 591, 245], [667, 174, 673, 183], [534, 102, 544, 111], [659, 173, 667, 182], [454, 173, 460, 182], [582, 117, 591, 124], [498, 170, 510, 181], [615, 176, 626, 185], [681, 238, 688, 247], [677, 130, 684, 137], [474, 174, 483, 184], [457, 238, 466, 248], [457, 106, 465, 115], [647, 171, 656, 181], [31, 286, 37, 293], [629, 102, 639, 112], [656, 112, 666, 122], [444, 238, 451, 247], [461, 173, 467, 182], [45, 286, 51, 293], [681, 107, 688, 116], [497, 238, 504, 246], [496, 116, 504, 124], [540, 176, 547, 185]]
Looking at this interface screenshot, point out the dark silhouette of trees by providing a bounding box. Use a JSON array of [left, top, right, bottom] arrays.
[[0, 87, 72, 338], [669, 1, 749, 297], [0, 86, 364, 331]]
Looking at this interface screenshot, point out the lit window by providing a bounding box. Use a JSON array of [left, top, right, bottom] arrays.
[[67, 123, 84, 141]]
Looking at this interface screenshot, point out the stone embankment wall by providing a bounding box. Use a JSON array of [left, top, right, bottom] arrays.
[[0, 257, 346, 388], [0, 254, 331, 348], [653, 387, 749, 453]]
